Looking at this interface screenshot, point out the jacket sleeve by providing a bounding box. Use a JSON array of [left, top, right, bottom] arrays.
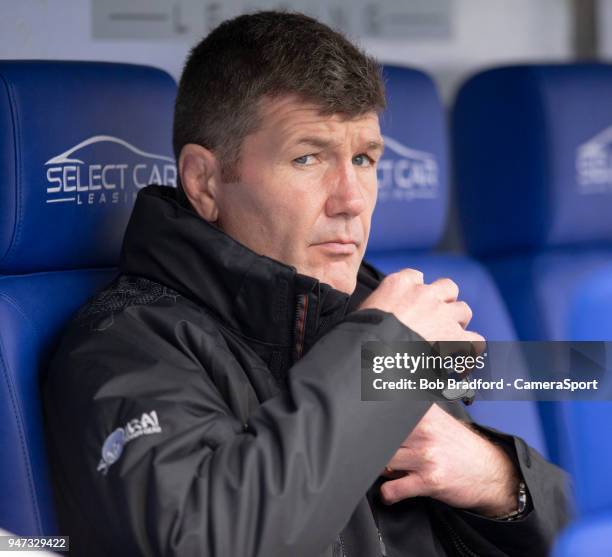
[[45, 309, 441, 557], [429, 418, 573, 557]]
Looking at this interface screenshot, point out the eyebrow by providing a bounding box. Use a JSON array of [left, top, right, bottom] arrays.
[[293, 137, 385, 153], [365, 140, 385, 153]]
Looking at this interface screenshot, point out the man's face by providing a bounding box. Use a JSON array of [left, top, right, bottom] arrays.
[[214, 95, 383, 294]]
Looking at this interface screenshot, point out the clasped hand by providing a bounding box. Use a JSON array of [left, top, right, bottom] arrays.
[[381, 404, 520, 517]]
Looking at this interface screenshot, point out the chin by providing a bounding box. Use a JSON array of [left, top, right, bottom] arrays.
[[301, 258, 360, 294], [322, 271, 358, 294]]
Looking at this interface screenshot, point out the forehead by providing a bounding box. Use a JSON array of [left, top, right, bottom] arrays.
[[254, 94, 381, 144]]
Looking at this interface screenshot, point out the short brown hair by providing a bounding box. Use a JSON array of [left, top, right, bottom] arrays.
[[173, 11, 385, 182]]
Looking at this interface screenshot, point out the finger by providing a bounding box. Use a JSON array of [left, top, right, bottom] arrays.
[[430, 278, 459, 303], [381, 465, 408, 479], [380, 473, 428, 505], [449, 300, 472, 329], [398, 268, 424, 285], [434, 338, 476, 358], [385, 446, 422, 471], [463, 331, 487, 355]]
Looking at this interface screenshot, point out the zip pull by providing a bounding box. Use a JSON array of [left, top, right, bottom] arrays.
[[377, 528, 387, 556], [293, 293, 309, 360]]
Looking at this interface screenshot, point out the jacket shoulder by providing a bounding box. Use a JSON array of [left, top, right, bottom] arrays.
[[48, 274, 226, 389], [44, 274, 236, 423], [73, 274, 183, 329]]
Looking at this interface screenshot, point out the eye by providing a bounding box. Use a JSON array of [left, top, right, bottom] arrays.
[[293, 154, 316, 166], [352, 153, 374, 167]]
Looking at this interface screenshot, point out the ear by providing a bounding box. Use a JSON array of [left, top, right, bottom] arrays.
[[178, 143, 221, 222]]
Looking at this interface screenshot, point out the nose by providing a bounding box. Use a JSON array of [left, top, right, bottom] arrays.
[[324, 162, 367, 218]]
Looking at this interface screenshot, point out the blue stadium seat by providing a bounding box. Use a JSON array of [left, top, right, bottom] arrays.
[[563, 265, 612, 515], [0, 61, 176, 535], [553, 513, 612, 556], [367, 65, 547, 455], [452, 64, 612, 502]]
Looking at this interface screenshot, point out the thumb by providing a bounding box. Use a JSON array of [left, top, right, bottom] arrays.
[[380, 473, 428, 505]]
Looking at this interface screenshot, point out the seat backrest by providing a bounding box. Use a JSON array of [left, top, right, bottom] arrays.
[[562, 265, 612, 515], [368, 65, 449, 254], [0, 61, 176, 535], [367, 65, 547, 455], [553, 513, 612, 556], [453, 63, 612, 342], [452, 63, 612, 503]]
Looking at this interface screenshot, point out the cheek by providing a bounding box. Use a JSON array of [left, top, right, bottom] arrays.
[[248, 173, 317, 251], [278, 169, 328, 222], [365, 171, 379, 203], [225, 166, 286, 221], [361, 174, 378, 227]]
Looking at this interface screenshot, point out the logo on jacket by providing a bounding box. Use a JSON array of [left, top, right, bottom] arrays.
[[97, 410, 162, 475], [377, 136, 439, 201], [45, 135, 177, 206], [576, 125, 612, 194]]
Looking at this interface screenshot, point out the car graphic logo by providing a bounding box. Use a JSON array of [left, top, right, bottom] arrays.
[[576, 125, 612, 194], [44, 135, 176, 206], [377, 135, 439, 201]]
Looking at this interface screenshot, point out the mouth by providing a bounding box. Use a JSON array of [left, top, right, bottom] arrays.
[[312, 239, 359, 255]]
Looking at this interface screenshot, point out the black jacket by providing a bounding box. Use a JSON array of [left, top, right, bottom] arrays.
[[43, 185, 570, 556]]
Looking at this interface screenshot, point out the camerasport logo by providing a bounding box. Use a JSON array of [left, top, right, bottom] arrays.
[[377, 136, 439, 201], [45, 135, 177, 206], [576, 125, 612, 194], [97, 410, 162, 475]]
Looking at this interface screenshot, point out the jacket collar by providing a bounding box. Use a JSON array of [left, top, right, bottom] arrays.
[[119, 186, 380, 355]]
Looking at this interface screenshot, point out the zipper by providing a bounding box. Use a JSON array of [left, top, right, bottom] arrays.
[[370, 497, 387, 556], [331, 528, 384, 557], [331, 533, 346, 557], [377, 527, 387, 556], [437, 514, 480, 557], [338, 532, 347, 557], [293, 293, 308, 360]]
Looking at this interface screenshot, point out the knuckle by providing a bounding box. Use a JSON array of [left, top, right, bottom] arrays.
[[418, 421, 434, 438], [459, 301, 473, 318], [422, 446, 437, 465], [437, 277, 458, 292], [402, 268, 424, 284], [419, 284, 436, 300], [427, 467, 445, 491], [386, 272, 404, 288]]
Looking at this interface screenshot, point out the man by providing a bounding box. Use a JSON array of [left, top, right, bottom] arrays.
[[44, 11, 569, 557]]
